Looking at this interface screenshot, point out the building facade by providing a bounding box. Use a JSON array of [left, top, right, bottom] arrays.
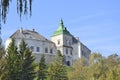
[[51, 20, 91, 66], [5, 28, 57, 64], [5, 20, 91, 66]]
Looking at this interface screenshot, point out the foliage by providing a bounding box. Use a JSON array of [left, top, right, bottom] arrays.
[[2, 39, 36, 80], [37, 54, 47, 80], [0, 0, 32, 25], [0, 39, 6, 79], [68, 52, 120, 80], [1, 39, 120, 80], [47, 51, 68, 80], [3, 39, 20, 80], [68, 58, 87, 80], [105, 54, 120, 80], [19, 39, 36, 80]]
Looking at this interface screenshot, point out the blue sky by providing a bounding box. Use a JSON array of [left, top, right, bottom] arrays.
[[2, 0, 120, 57]]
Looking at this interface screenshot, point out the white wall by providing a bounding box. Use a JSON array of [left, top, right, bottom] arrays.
[[5, 38, 57, 63]]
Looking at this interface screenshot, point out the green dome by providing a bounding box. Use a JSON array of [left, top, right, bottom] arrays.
[[51, 19, 71, 37]]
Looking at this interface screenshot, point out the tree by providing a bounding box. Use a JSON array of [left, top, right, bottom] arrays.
[[88, 53, 108, 80], [1, 0, 32, 22], [68, 58, 87, 80], [105, 54, 120, 80], [3, 39, 20, 80], [105, 54, 120, 67], [0, 0, 33, 27], [19, 39, 36, 80], [37, 54, 47, 80], [0, 39, 6, 79], [47, 50, 68, 80], [3, 39, 36, 80]]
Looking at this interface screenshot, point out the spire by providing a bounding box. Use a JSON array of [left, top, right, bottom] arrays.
[[51, 19, 71, 37], [57, 19, 65, 31], [60, 19, 63, 25]]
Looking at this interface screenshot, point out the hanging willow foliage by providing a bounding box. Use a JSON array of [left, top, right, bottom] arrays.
[[0, 0, 32, 24]]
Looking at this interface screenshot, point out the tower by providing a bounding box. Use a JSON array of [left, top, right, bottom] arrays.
[[51, 19, 73, 66]]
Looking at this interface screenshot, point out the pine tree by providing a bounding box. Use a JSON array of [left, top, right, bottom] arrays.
[[4, 39, 20, 80], [47, 50, 68, 80], [37, 54, 47, 80], [19, 39, 36, 80], [0, 39, 6, 79], [3, 39, 36, 80]]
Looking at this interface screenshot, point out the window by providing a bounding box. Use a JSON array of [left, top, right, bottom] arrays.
[[70, 50, 72, 55], [65, 39, 68, 45], [67, 40, 69, 45], [30, 46, 34, 51], [36, 47, 40, 52], [66, 48, 68, 54], [45, 48, 48, 53], [82, 50, 86, 57], [67, 61, 70, 66], [69, 40, 71, 45], [57, 40, 60, 45], [50, 49, 53, 54]]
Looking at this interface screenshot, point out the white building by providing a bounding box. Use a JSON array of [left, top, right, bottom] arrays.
[[5, 19, 91, 66], [51, 20, 91, 66], [5, 28, 57, 64]]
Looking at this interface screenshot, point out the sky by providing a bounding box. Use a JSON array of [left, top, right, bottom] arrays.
[[1, 0, 120, 57]]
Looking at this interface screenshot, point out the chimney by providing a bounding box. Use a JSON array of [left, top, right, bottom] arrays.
[[20, 27, 23, 33], [32, 28, 35, 32], [75, 37, 79, 41]]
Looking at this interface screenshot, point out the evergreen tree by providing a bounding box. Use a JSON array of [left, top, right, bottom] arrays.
[[0, 39, 6, 79], [37, 54, 47, 80], [19, 39, 36, 80], [3, 39, 36, 80], [4, 39, 20, 80], [47, 50, 68, 80]]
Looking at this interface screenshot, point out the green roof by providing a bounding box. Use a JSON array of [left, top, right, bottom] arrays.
[[51, 19, 71, 37]]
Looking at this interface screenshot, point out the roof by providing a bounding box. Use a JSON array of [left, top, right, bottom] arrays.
[[72, 37, 79, 44], [51, 19, 71, 37], [10, 28, 54, 43]]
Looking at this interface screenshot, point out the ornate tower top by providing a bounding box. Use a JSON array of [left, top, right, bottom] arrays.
[[51, 19, 71, 37], [56, 19, 65, 31]]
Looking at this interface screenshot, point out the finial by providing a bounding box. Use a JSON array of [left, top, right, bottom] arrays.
[[60, 19, 63, 24]]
